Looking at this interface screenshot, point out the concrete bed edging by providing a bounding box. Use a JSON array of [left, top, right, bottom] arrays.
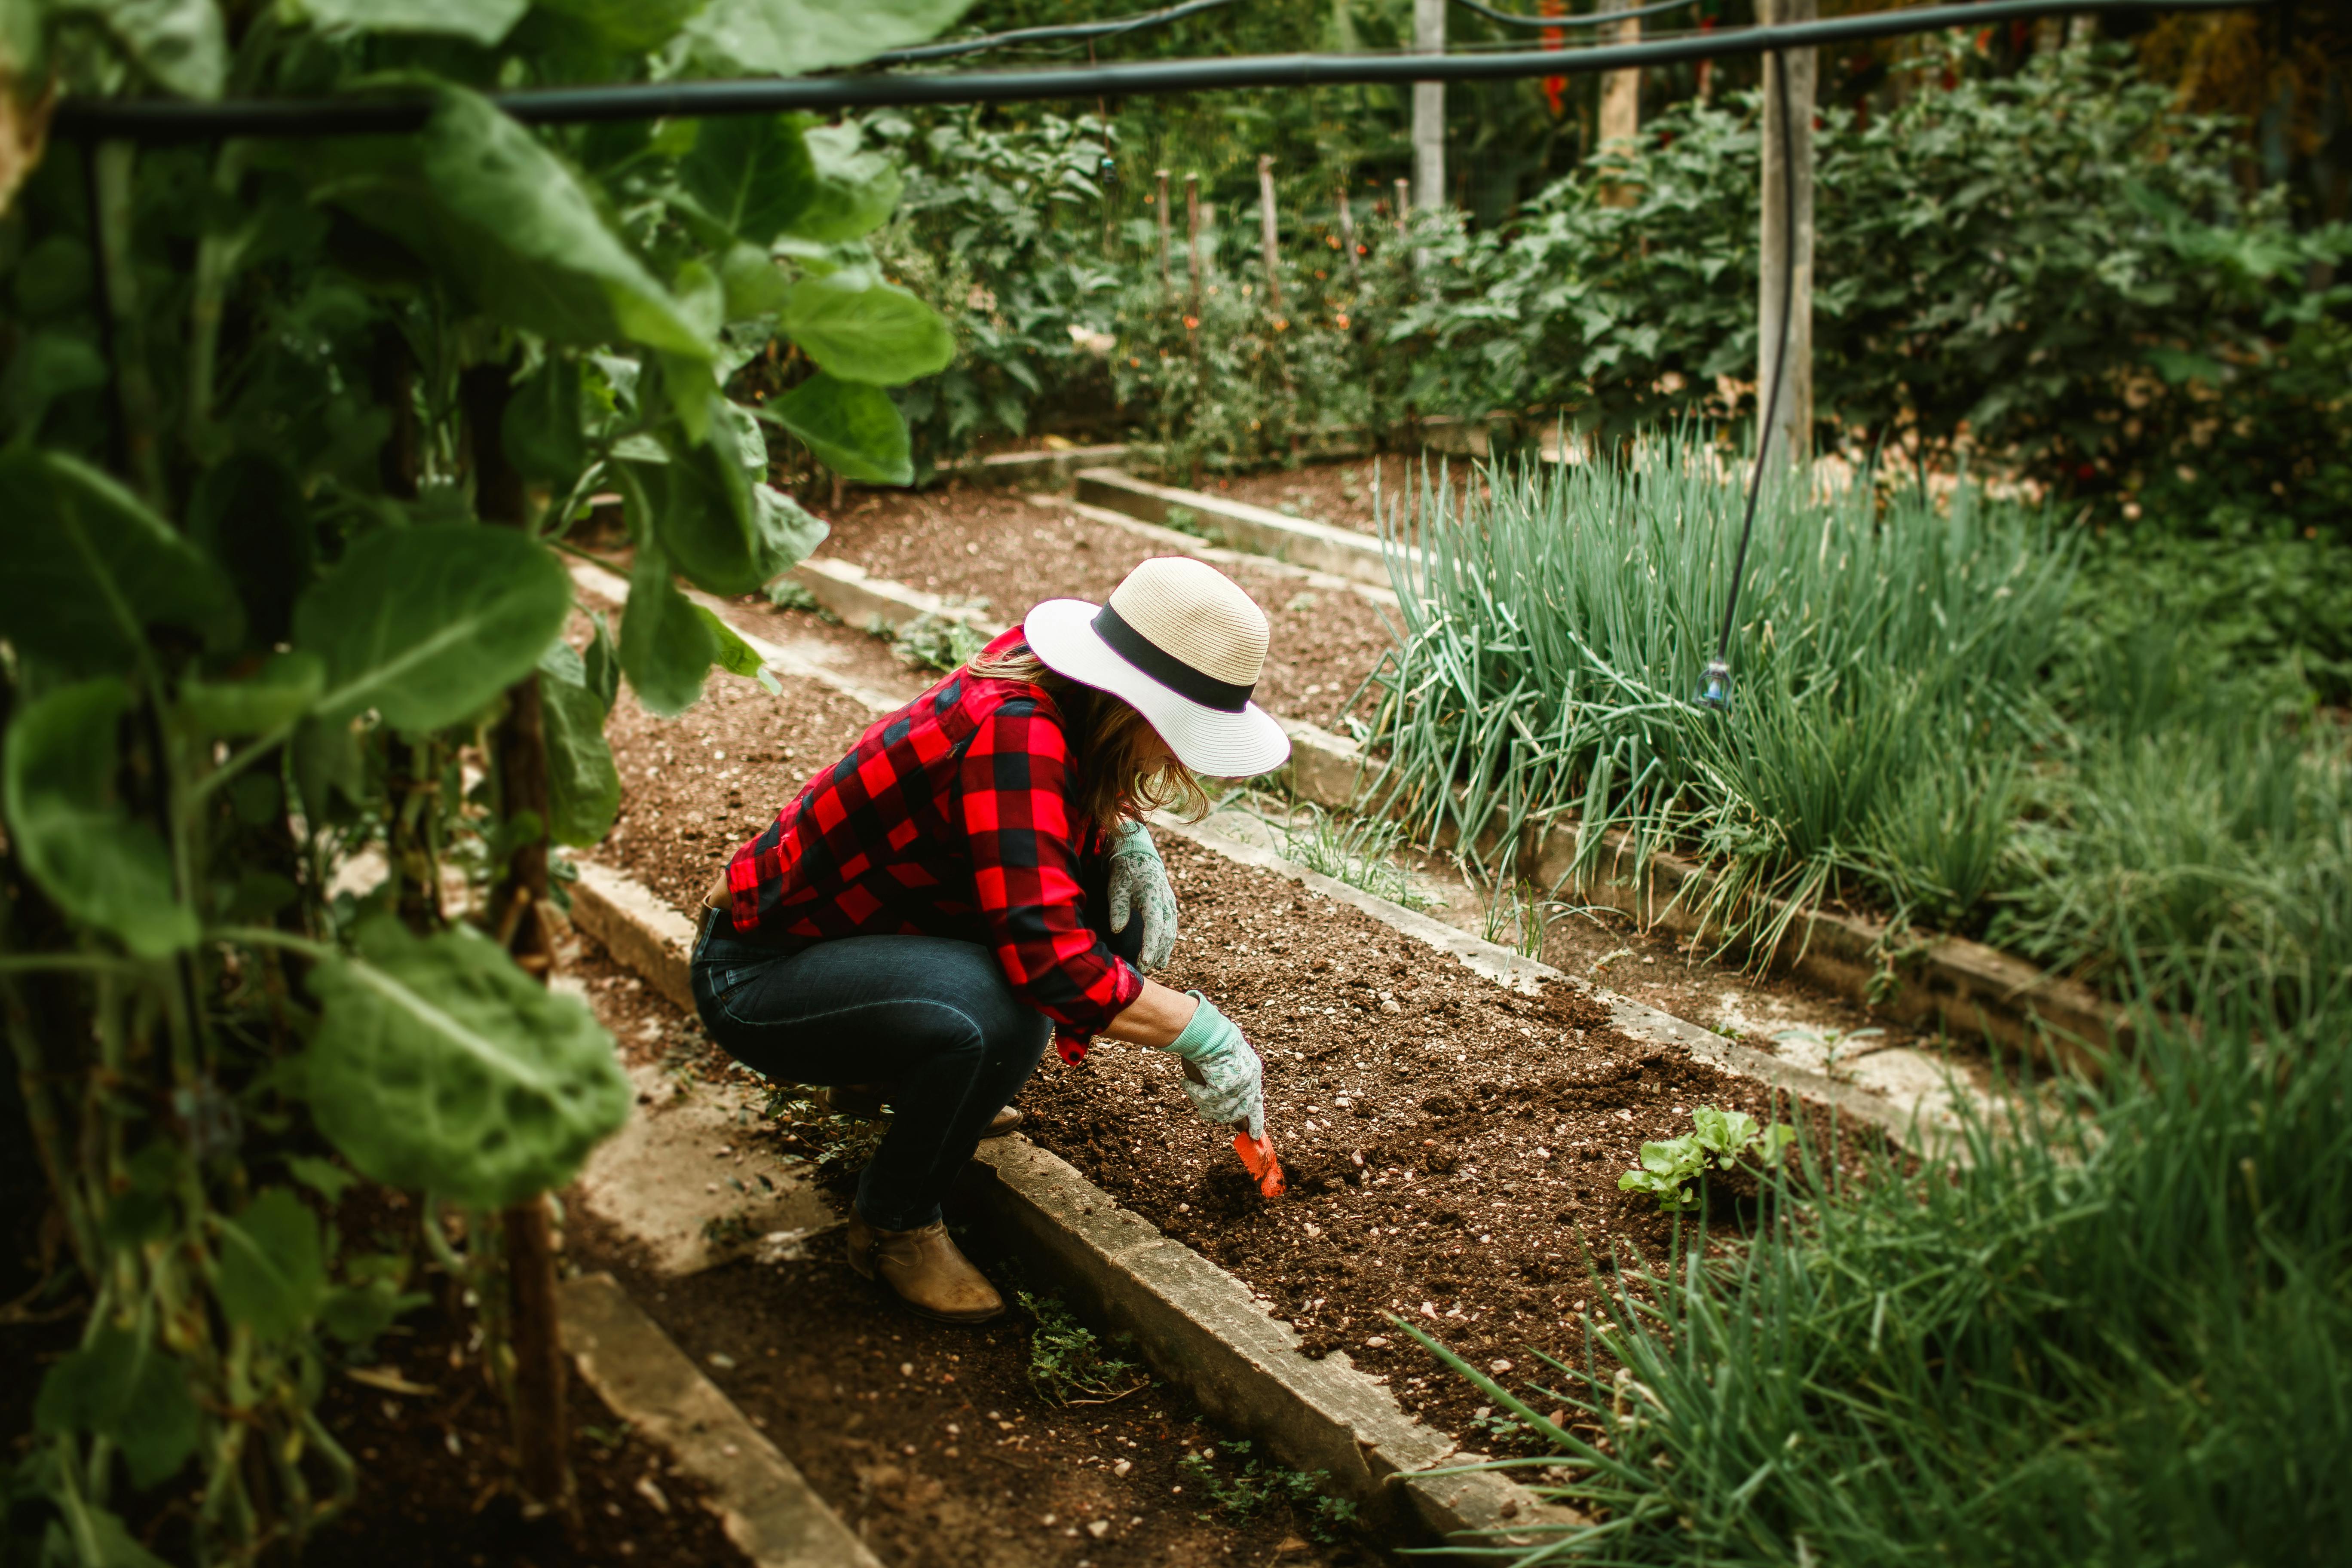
[[560, 1272, 885, 1568], [1074, 468, 1408, 590]]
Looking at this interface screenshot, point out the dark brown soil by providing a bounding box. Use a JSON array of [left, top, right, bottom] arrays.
[[1213, 458, 1482, 542], [1012, 836, 1853, 1449], [816, 483, 1400, 726], [562, 943, 1378, 1568], [309, 1265, 749, 1568], [594, 631, 881, 916]]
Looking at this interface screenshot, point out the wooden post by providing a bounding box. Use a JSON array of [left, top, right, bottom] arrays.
[[1411, 0, 1446, 214], [1335, 182, 1359, 280], [1757, 0, 1816, 467], [457, 360, 575, 1524], [1155, 168, 1172, 296], [1597, 0, 1642, 208], [1256, 155, 1282, 312], [1185, 173, 1202, 311], [1393, 176, 1410, 236]]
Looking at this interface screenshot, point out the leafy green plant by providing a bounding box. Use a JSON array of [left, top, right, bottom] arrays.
[[889, 611, 991, 674], [1618, 1105, 1796, 1213], [1176, 1439, 1359, 1542], [1016, 1290, 1147, 1406], [0, 0, 963, 1554]]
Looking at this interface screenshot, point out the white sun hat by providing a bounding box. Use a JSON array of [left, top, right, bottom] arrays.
[[1023, 557, 1291, 778]]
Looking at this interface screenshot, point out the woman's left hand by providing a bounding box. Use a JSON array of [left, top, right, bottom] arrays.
[[1107, 820, 1179, 972]]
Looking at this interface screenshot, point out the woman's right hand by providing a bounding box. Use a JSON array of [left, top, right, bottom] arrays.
[[1161, 992, 1265, 1139]]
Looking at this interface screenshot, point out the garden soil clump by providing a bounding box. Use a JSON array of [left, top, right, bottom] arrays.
[[1015, 838, 1857, 1449], [819, 484, 1398, 722]]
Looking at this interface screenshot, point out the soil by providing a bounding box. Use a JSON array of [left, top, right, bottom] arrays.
[[563, 941, 1380, 1568], [1210, 457, 1483, 542], [1009, 836, 1862, 1449], [815, 483, 1400, 728]]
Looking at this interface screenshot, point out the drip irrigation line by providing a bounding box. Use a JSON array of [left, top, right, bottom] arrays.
[[1452, 0, 1701, 31], [1704, 46, 1795, 712], [870, 0, 1245, 67], [50, 0, 2272, 142]]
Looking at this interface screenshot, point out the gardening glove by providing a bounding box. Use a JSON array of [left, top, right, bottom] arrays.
[[1161, 992, 1265, 1140], [1106, 819, 1179, 972]]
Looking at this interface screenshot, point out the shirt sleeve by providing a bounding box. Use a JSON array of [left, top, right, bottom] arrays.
[[957, 697, 1143, 1037]]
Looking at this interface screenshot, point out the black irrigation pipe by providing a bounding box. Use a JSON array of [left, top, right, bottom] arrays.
[[53, 0, 2272, 142], [1453, 0, 1702, 31], [870, 0, 1245, 66]]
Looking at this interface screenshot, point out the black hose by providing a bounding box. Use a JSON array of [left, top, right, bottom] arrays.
[[1452, 0, 1701, 30], [871, 0, 1245, 67], [51, 0, 2270, 142], [1705, 46, 1796, 705]]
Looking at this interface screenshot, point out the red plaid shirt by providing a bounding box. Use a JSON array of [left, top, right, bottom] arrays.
[[720, 630, 1142, 1053]]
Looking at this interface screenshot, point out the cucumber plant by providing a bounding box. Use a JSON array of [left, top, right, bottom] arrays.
[[0, 0, 963, 1558]]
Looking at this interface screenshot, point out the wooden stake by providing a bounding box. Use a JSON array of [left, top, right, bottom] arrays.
[[1155, 168, 1172, 295], [1411, 0, 1445, 212], [1185, 173, 1202, 311], [1256, 155, 1282, 312], [1597, 0, 1642, 208], [458, 359, 576, 1525], [1758, 0, 1817, 466], [1393, 176, 1410, 236], [1335, 182, 1359, 280]]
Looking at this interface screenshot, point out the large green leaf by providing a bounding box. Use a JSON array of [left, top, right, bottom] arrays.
[[781, 271, 953, 386], [3, 680, 197, 958], [538, 642, 620, 846], [188, 452, 314, 645], [767, 371, 912, 484], [302, 0, 528, 44], [178, 652, 326, 738], [683, 0, 970, 76], [214, 1188, 328, 1343], [627, 430, 765, 596], [0, 447, 243, 674], [83, 0, 228, 98], [532, 0, 704, 51], [292, 525, 571, 732], [325, 89, 709, 362], [695, 606, 780, 694], [754, 481, 829, 567], [616, 541, 716, 717], [677, 115, 903, 249], [35, 1326, 201, 1488], [306, 919, 630, 1207]]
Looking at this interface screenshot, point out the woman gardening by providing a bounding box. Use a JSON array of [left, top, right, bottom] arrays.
[[690, 558, 1291, 1323]]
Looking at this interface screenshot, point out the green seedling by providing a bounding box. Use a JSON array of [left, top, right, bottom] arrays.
[[1017, 1291, 1146, 1405], [1176, 1440, 1361, 1542], [1619, 1104, 1797, 1212]]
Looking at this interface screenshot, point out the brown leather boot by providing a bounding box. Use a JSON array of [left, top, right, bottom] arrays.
[[845, 1211, 1004, 1323], [819, 1085, 1021, 1137]]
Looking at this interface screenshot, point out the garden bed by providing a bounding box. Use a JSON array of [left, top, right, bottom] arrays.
[[815, 484, 1399, 722], [563, 942, 1379, 1567]]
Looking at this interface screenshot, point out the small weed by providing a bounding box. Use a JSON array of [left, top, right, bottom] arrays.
[[1620, 1105, 1796, 1212], [763, 1091, 888, 1179], [700, 1211, 761, 1250], [1017, 1291, 1147, 1405], [1161, 504, 1219, 542], [764, 577, 821, 613], [890, 612, 990, 674], [1279, 806, 1438, 910], [1176, 1440, 1360, 1542]]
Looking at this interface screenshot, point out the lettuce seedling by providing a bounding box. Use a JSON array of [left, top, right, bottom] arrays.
[[1619, 1105, 1797, 1212]]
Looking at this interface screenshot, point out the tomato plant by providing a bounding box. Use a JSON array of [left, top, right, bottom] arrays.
[[0, 0, 961, 1559]]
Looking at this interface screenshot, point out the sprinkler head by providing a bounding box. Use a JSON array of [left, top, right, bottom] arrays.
[[1697, 659, 1733, 712]]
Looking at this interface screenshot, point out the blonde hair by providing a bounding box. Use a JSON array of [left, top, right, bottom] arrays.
[[966, 640, 1211, 833]]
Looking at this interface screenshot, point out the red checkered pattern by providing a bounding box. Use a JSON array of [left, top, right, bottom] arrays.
[[723, 630, 1142, 1054]]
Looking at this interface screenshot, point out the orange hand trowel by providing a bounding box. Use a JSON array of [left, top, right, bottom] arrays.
[[1182, 1059, 1286, 1199]]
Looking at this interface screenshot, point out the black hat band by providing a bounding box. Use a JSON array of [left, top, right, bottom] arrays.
[[1091, 602, 1256, 714]]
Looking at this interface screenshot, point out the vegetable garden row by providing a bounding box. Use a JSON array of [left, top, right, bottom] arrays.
[[5, 0, 2349, 1565]]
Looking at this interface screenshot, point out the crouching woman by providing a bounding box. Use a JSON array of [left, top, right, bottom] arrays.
[[689, 558, 1290, 1323]]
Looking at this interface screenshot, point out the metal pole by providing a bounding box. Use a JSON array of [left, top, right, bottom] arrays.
[[1597, 0, 1642, 207], [1412, 0, 1446, 212], [1336, 180, 1359, 279], [1757, 0, 1815, 466], [1257, 154, 1282, 311], [1393, 175, 1410, 235]]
